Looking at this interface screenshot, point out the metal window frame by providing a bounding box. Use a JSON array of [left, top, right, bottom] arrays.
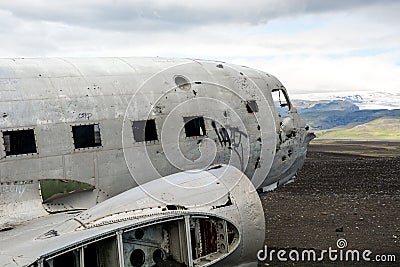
[[183, 116, 207, 138], [0, 127, 39, 158], [70, 122, 103, 151]]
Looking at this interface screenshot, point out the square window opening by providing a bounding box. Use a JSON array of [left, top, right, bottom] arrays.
[[184, 116, 206, 137], [132, 119, 158, 142], [246, 100, 259, 113], [2, 129, 37, 156], [72, 124, 102, 149]]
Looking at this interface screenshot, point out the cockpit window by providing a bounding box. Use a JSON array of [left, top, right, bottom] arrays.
[[272, 89, 291, 117]]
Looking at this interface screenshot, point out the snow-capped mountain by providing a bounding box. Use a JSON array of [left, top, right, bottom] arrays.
[[334, 94, 364, 104], [291, 91, 400, 110]]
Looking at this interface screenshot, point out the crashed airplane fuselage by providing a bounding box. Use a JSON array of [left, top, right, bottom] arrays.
[[0, 57, 314, 266]]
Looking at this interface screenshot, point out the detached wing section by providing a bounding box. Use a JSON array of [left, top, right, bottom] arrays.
[[1, 165, 265, 267]]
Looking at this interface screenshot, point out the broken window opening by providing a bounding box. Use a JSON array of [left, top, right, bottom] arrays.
[[2, 129, 37, 156], [272, 89, 291, 118], [72, 124, 102, 149], [246, 100, 259, 113], [183, 116, 206, 137], [132, 119, 158, 142]]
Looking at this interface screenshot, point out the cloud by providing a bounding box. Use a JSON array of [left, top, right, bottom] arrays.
[[1, 0, 399, 31], [235, 52, 400, 94], [0, 1, 398, 95]]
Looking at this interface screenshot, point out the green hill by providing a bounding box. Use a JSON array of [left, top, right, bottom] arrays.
[[291, 99, 400, 130], [316, 118, 400, 140], [300, 108, 400, 130]]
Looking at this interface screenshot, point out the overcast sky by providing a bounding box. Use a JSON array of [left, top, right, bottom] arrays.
[[0, 0, 399, 96]]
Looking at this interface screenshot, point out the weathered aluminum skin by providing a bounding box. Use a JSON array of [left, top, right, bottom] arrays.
[[1, 165, 265, 267], [0, 57, 314, 266], [0, 57, 313, 228]]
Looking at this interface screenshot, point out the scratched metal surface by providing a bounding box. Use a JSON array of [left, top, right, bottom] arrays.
[[0, 57, 312, 228]]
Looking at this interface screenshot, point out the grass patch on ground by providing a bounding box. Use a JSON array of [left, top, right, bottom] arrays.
[[315, 118, 400, 140]]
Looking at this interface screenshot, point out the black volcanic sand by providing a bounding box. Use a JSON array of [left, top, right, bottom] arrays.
[[258, 140, 400, 266]]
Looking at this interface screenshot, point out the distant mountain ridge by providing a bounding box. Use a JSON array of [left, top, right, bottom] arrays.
[[291, 91, 400, 110], [291, 99, 400, 130], [294, 99, 359, 112], [334, 94, 364, 104]]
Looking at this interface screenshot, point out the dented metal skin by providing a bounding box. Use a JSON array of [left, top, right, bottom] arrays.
[[0, 57, 314, 266]]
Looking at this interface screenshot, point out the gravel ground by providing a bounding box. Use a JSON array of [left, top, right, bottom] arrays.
[[258, 140, 400, 266]]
